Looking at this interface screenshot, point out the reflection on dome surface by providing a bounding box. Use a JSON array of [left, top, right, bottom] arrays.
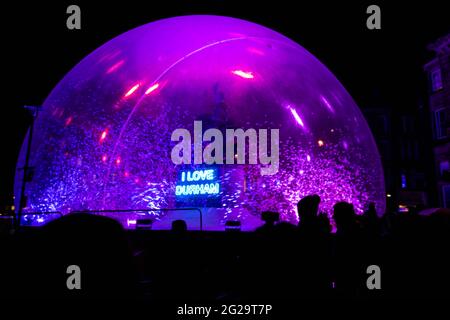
[[15, 15, 385, 230]]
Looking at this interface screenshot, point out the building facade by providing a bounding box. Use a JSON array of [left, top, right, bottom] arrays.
[[424, 34, 450, 208], [362, 96, 432, 213]]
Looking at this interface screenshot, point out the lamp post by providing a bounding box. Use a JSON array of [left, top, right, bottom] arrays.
[[16, 105, 41, 230]]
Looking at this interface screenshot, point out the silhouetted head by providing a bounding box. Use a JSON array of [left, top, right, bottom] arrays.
[[171, 219, 188, 233], [364, 202, 378, 219], [333, 201, 356, 232], [261, 211, 280, 226], [37, 213, 134, 298], [297, 194, 321, 221]]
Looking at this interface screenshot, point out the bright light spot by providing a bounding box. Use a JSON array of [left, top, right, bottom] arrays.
[[145, 83, 160, 95], [116, 157, 121, 165], [299, 170, 304, 175], [127, 219, 137, 227], [386, 193, 392, 198], [124, 83, 140, 98], [306, 155, 311, 162], [106, 60, 125, 74], [320, 95, 335, 113], [102, 155, 107, 162], [289, 107, 305, 127], [134, 178, 140, 184], [124, 171, 130, 177], [232, 70, 254, 79], [317, 140, 324, 147], [100, 129, 108, 142]]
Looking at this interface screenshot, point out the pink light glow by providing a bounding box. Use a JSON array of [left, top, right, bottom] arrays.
[[99, 129, 108, 142], [102, 155, 107, 162], [115, 157, 121, 165], [64, 116, 73, 126], [289, 107, 305, 127], [318, 140, 324, 147], [106, 60, 125, 74], [232, 70, 254, 79], [320, 95, 335, 113], [145, 83, 160, 95], [248, 47, 265, 55], [124, 83, 140, 97]]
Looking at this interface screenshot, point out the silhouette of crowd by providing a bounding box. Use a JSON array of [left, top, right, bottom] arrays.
[[1, 194, 449, 299]]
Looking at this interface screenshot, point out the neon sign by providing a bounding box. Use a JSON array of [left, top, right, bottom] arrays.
[[176, 169, 220, 196]]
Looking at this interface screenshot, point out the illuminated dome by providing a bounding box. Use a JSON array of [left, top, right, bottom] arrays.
[[15, 15, 385, 230]]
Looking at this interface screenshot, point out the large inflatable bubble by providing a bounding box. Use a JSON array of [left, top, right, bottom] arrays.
[[15, 15, 385, 230]]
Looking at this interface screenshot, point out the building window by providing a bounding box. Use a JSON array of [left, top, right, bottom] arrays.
[[434, 109, 447, 139], [430, 68, 443, 92], [440, 161, 450, 180], [401, 174, 407, 189], [443, 185, 450, 208]]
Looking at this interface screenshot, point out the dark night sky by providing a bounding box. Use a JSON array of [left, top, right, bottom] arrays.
[[0, 0, 449, 206]]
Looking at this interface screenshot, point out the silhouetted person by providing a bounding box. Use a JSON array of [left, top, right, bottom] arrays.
[[333, 202, 358, 236], [332, 202, 364, 297], [317, 211, 332, 234], [16, 213, 136, 299], [154, 219, 207, 300], [361, 202, 381, 247], [365, 202, 377, 218], [244, 211, 281, 299], [295, 195, 332, 297], [171, 219, 187, 234], [297, 194, 321, 235], [255, 211, 279, 235], [360, 202, 382, 297]]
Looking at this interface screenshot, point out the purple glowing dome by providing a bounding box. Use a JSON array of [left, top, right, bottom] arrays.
[[15, 15, 385, 230]]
